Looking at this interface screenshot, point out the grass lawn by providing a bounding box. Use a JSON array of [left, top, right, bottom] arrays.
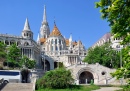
[[36, 85, 100, 91]]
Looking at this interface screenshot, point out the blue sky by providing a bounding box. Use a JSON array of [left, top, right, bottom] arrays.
[[0, 0, 110, 49]]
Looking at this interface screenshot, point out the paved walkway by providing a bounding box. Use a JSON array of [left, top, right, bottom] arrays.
[[1, 83, 34, 91], [92, 87, 122, 91]]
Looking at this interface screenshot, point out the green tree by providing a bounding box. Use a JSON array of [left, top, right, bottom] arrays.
[[95, 1, 130, 88], [0, 42, 7, 66], [84, 42, 120, 68], [95, 0, 130, 45], [36, 67, 74, 89], [111, 46, 130, 89], [7, 43, 21, 68], [21, 56, 36, 69]]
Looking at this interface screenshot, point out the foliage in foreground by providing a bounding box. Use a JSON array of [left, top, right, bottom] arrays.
[[111, 46, 130, 89], [96, 0, 130, 45], [36, 67, 74, 89], [0, 42, 7, 65], [36, 85, 100, 91], [84, 42, 120, 68]]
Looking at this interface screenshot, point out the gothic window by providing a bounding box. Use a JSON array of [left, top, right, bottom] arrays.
[[59, 39, 61, 44], [51, 39, 53, 44], [27, 33, 28, 37], [24, 42, 29, 46], [30, 34, 31, 37], [60, 46, 62, 50], [55, 39, 57, 44], [55, 46, 58, 51], [17, 41, 21, 46]]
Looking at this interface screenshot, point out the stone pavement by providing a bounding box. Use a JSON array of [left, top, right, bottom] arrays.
[[92, 87, 122, 91], [1, 83, 34, 91]]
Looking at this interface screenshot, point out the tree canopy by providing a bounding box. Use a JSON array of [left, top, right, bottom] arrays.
[[0, 42, 7, 66], [96, 0, 130, 88], [96, 0, 130, 44], [21, 56, 36, 69], [84, 43, 120, 68], [36, 67, 74, 89], [7, 43, 22, 68]]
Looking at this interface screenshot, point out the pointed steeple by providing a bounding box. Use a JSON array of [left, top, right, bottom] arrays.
[[43, 5, 47, 22], [37, 33, 40, 44], [23, 18, 31, 31], [69, 33, 72, 42]]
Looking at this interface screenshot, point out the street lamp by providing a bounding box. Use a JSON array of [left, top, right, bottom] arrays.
[[117, 45, 123, 68]]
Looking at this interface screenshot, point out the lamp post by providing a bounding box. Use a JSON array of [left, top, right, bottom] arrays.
[[117, 45, 123, 85]]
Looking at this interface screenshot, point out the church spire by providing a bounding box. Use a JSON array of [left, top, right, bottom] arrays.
[[43, 5, 47, 22], [23, 18, 31, 31]]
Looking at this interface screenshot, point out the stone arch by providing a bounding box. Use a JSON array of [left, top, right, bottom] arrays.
[[10, 40, 15, 45], [17, 41, 21, 46], [24, 42, 29, 46], [41, 59, 50, 71], [5, 40, 9, 45], [76, 67, 99, 84]]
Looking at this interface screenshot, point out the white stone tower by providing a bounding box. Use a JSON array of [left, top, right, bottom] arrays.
[[40, 5, 50, 38], [21, 18, 33, 39]]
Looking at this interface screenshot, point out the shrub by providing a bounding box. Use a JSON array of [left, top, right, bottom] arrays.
[[36, 67, 74, 89]]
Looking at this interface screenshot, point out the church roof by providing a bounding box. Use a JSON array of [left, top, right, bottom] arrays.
[[49, 23, 62, 37], [73, 41, 77, 46], [40, 38, 46, 44], [23, 18, 31, 31]]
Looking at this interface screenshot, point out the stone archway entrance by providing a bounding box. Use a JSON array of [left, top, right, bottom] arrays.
[[41, 59, 50, 71], [79, 71, 94, 84]]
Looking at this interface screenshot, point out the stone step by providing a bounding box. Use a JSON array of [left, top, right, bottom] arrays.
[[1, 83, 34, 91]]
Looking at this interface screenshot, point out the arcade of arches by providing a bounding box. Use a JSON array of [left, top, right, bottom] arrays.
[[79, 71, 94, 84]]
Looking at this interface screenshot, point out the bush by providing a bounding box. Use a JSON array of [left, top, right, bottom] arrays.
[[36, 67, 74, 89]]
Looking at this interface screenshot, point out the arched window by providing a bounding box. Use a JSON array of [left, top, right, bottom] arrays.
[[55, 46, 58, 51], [24, 42, 29, 46], [55, 39, 57, 44], [51, 39, 53, 44], [10, 40, 15, 45], [59, 39, 61, 44], [5, 40, 9, 45], [60, 46, 62, 50], [17, 41, 21, 46]]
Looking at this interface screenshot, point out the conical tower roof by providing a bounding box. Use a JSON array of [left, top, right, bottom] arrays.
[[49, 22, 62, 37], [23, 18, 31, 31]]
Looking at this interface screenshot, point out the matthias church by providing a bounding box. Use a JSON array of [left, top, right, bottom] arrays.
[[0, 6, 86, 71]]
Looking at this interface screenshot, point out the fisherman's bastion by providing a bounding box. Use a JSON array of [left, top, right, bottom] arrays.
[[0, 6, 123, 85]]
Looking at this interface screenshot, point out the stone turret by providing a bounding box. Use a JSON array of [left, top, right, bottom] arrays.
[[22, 18, 33, 39], [40, 5, 50, 39]]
